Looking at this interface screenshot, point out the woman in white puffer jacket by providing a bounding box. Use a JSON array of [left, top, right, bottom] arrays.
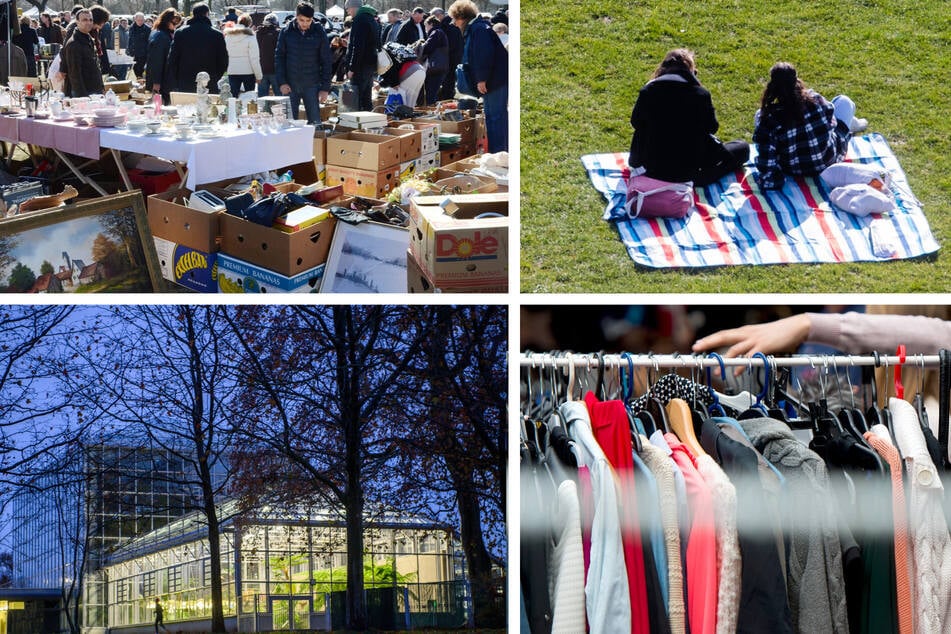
[[224, 14, 262, 95]]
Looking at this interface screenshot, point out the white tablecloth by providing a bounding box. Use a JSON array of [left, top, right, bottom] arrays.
[[99, 125, 315, 190]]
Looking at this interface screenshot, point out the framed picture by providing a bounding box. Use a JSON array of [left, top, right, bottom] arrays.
[[0, 191, 165, 293], [320, 221, 409, 293]]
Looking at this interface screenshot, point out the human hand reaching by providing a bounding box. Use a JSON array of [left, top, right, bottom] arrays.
[[692, 313, 812, 367]]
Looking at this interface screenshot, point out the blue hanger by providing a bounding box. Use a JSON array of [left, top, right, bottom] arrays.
[[705, 352, 727, 416], [752, 351, 770, 410]]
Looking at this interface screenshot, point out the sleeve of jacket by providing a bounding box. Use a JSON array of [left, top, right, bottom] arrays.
[[317, 30, 333, 92], [274, 28, 287, 86], [753, 118, 783, 190], [248, 36, 262, 80], [64, 41, 86, 97], [345, 18, 364, 69], [468, 27, 492, 84], [216, 32, 229, 78], [166, 34, 181, 88], [701, 90, 719, 135]]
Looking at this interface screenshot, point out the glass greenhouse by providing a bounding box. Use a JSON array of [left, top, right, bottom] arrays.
[[100, 500, 470, 631]]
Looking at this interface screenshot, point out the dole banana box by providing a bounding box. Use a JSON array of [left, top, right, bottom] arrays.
[[408, 193, 508, 288]]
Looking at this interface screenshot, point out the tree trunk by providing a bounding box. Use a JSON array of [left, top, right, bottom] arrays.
[[204, 494, 226, 633], [447, 461, 500, 628]]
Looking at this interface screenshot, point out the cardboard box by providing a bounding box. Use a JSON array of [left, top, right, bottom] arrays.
[[217, 253, 324, 293], [147, 188, 221, 253], [406, 249, 507, 293], [398, 159, 417, 182], [408, 193, 508, 285], [439, 144, 476, 167], [325, 165, 400, 198], [394, 121, 440, 154], [153, 237, 217, 293], [129, 168, 181, 196], [326, 132, 402, 170], [415, 151, 439, 174], [312, 129, 345, 166], [381, 127, 422, 162], [219, 211, 336, 277], [415, 116, 476, 146], [442, 157, 508, 187]]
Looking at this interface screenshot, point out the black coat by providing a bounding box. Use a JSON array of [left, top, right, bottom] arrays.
[[274, 19, 332, 91], [345, 6, 380, 74], [440, 16, 462, 68], [13, 26, 39, 77], [628, 71, 723, 182], [419, 26, 448, 73], [127, 22, 150, 61], [145, 29, 172, 91], [62, 30, 103, 97], [256, 24, 279, 75], [166, 15, 228, 93], [97, 23, 112, 74], [395, 18, 423, 46]]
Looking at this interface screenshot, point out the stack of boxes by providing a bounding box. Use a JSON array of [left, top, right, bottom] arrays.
[[325, 131, 405, 198]]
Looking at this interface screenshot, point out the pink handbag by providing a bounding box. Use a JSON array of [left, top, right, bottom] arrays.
[[624, 174, 694, 219]]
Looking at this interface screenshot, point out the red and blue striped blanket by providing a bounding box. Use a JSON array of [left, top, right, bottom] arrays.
[[582, 134, 939, 268]]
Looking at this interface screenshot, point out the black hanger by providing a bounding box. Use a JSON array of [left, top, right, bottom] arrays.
[[738, 353, 772, 420], [940, 349, 951, 469]]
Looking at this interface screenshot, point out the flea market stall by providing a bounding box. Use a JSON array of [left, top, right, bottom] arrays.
[[0, 81, 509, 294]]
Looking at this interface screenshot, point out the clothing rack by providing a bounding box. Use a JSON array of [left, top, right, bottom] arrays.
[[520, 352, 941, 369]]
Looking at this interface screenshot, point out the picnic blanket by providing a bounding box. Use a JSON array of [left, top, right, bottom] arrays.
[[582, 134, 939, 268]]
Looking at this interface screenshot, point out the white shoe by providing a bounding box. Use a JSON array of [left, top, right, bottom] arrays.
[[850, 117, 868, 133]]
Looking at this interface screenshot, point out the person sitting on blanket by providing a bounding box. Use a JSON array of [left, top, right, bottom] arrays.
[[628, 48, 750, 186], [753, 62, 868, 190]]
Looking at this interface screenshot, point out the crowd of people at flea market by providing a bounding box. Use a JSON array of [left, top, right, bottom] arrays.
[[9, 0, 508, 152]]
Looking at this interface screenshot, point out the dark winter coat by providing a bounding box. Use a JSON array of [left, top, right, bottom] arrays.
[[627, 70, 723, 182], [127, 22, 150, 61], [62, 30, 103, 97], [13, 26, 39, 77], [396, 18, 423, 46], [166, 15, 228, 93], [419, 25, 448, 73], [274, 19, 332, 91], [461, 16, 506, 92], [37, 23, 64, 45], [440, 16, 462, 69], [255, 23, 280, 75], [145, 29, 172, 90], [345, 5, 380, 74], [97, 23, 112, 73]]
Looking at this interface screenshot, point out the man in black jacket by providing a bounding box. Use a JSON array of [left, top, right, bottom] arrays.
[[127, 12, 150, 78], [274, 2, 332, 124], [433, 7, 461, 100], [395, 7, 425, 46], [61, 9, 103, 97], [166, 3, 229, 93], [344, 0, 380, 111]]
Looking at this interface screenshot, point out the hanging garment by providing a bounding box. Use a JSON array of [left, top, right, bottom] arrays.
[[521, 454, 553, 633], [700, 419, 793, 634], [632, 452, 669, 608], [738, 417, 850, 634], [864, 429, 911, 634], [889, 397, 951, 634], [583, 391, 665, 634], [561, 401, 632, 633], [694, 452, 741, 634], [665, 433, 719, 634], [548, 479, 586, 634], [638, 437, 687, 634]]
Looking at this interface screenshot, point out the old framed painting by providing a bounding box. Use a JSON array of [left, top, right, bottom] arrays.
[[320, 221, 409, 293], [0, 191, 165, 293]]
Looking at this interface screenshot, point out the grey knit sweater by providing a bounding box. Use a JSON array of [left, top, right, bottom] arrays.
[[738, 417, 850, 634]]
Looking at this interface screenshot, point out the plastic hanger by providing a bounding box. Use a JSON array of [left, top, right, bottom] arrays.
[[738, 353, 772, 420], [705, 352, 728, 417], [618, 352, 644, 452], [911, 353, 931, 432]]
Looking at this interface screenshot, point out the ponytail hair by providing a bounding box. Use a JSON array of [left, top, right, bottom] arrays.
[[760, 62, 812, 125]]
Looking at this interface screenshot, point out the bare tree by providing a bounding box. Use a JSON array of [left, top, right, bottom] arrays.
[[71, 305, 243, 633], [405, 305, 507, 627], [225, 305, 441, 630]]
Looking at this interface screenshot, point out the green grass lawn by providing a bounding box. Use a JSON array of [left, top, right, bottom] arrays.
[[520, 0, 951, 292]]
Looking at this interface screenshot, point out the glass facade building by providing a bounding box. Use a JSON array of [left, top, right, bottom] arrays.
[[102, 501, 469, 631]]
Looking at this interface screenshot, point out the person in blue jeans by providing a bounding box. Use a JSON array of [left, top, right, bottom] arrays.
[[274, 2, 332, 124], [449, 0, 507, 152]]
